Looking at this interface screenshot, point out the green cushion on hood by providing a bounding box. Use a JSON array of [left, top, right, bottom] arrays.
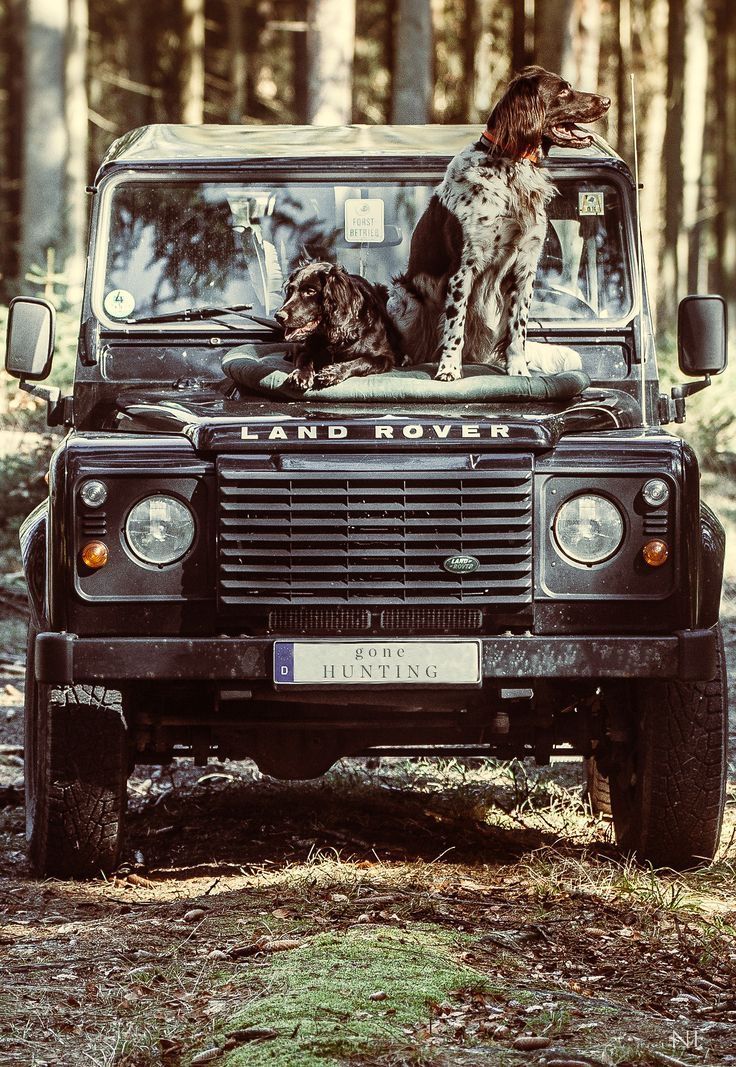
[[222, 345, 590, 402]]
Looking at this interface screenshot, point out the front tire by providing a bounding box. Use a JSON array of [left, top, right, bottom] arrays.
[[25, 624, 128, 878], [607, 624, 728, 869]]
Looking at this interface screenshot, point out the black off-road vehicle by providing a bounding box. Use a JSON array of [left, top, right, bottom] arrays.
[[5, 125, 728, 877]]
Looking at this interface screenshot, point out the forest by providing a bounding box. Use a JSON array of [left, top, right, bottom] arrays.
[[0, 0, 734, 343], [2, 6, 736, 1065]]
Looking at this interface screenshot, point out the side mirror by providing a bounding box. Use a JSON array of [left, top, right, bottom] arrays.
[[678, 294, 727, 377], [4, 296, 56, 380]]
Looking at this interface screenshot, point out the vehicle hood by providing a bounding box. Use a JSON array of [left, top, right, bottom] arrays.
[[114, 386, 642, 453]]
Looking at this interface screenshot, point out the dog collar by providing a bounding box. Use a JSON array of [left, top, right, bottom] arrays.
[[478, 129, 541, 164]]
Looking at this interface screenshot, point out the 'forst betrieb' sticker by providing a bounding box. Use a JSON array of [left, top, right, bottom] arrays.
[[344, 198, 385, 243]]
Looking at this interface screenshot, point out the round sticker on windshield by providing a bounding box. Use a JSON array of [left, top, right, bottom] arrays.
[[104, 289, 136, 318]]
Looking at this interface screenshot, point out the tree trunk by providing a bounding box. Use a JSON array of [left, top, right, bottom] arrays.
[[21, 0, 68, 284], [391, 0, 432, 123], [293, 1, 309, 124], [64, 0, 88, 292], [714, 0, 736, 321], [461, 0, 477, 121], [576, 0, 601, 88], [615, 0, 632, 160], [307, 0, 355, 124], [512, 0, 529, 72], [682, 0, 707, 295], [181, 0, 205, 123], [474, 0, 499, 118], [534, 0, 576, 81], [227, 0, 247, 123], [638, 0, 668, 333], [657, 0, 685, 328], [126, 0, 149, 128]]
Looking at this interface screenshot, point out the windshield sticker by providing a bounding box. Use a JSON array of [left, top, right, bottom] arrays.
[[344, 198, 385, 243], [579, 191, 605, 216], [104, 289, 136, 318]]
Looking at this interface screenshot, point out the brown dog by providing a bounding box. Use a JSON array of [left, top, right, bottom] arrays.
[[275, 261, 402, 390]]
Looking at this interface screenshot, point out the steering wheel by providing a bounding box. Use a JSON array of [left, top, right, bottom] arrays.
[[532, 284, 597, 318]]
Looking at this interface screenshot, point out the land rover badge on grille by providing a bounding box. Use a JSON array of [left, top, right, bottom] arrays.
[[443, 555, 480, 574]]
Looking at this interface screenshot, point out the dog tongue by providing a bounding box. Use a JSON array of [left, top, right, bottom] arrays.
[[551, 124, 590, 144], [551, 125, 577, 140]]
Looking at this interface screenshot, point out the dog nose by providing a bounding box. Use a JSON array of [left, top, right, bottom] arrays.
[[601, 96, 611, 109], [274, 309, 287, 324]]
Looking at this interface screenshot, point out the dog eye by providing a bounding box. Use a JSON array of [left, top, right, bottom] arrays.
[[302, 287, 317, 296]]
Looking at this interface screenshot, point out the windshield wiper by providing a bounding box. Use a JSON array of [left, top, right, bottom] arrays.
[[125, 303, 254, 326]]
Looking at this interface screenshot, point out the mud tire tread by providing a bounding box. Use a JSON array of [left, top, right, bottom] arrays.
[[611, 624, 727, 870], [28, 673, 127, 879]]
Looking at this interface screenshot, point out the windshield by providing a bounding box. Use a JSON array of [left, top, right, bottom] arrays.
[[97, 175, 634, 329]]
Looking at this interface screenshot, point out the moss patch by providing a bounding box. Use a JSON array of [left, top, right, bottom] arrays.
[[215, 925, 487, 1065]]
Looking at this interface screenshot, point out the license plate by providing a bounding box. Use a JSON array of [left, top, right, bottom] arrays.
[[273, 640, 481, 686]]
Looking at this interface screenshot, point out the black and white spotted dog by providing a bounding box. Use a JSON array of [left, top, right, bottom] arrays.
[[388, 67, 610, 380]]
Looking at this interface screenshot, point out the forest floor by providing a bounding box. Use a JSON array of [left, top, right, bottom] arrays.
[[0, 600, 735, 1067], [0, 471, 735, 1067]]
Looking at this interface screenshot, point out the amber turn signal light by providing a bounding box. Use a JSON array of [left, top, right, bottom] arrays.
[[81, 541, 109, 569], [642, 539, 668, 567]]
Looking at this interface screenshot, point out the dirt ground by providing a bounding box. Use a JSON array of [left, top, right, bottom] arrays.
[[1, 604, 735, 1066]]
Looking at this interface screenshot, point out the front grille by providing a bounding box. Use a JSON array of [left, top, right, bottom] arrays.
[[218, 457, 533, 608], [379, 607, 483, 633], [269, 608, 371, 634], [267, 607, 484, 635]]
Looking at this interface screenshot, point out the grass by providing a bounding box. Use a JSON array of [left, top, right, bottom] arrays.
[[213, 926, 488, 1066]]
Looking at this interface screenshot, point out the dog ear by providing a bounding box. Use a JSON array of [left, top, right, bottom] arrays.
[[322, 266, 361, 336], [486, 71, 545, 158]]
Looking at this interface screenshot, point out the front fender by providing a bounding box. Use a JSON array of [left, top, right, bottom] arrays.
[[698, 502, 725, 628], [19, 500, 47, 628]]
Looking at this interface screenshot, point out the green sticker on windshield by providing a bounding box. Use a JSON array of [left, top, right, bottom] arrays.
[[579, 191, 605, 216]]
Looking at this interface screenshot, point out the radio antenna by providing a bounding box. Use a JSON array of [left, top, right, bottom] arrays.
[[630, 72, 648, 427]]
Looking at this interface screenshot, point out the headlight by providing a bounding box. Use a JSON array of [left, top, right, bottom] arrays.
[[125, 495, 195, 566], [553, 494, 624, 565]]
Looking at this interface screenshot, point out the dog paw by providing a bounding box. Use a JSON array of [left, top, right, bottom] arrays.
[[505, 353, 530, 377], [435, 368, 461, 382], [285, 368, 315, 390], [312, 371, 341, 389]]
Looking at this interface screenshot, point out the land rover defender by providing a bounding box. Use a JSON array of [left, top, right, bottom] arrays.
[[5, 125, 728, 877]]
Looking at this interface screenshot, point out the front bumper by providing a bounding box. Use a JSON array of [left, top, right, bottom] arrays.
[[35, 629, 717, 685]]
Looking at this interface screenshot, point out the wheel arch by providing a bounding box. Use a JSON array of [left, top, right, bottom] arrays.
[[698, 502, 725, 628], [19, 500, 48, 629]]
